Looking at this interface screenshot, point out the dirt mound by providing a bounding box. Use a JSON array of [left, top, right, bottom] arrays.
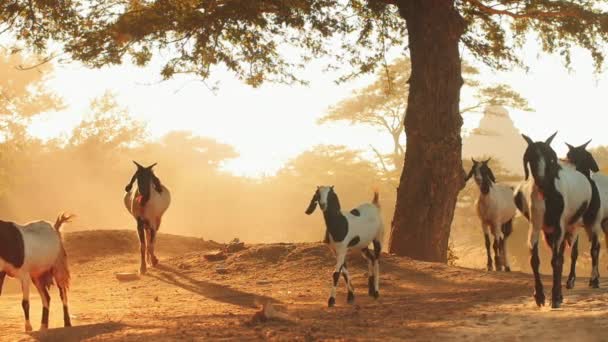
[[63, 229, 222, 261]]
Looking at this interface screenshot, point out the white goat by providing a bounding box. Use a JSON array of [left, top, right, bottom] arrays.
[[0, 213, 74, 332], [124, 161, 171, 275], [515, 132, 602, 309], [305, 186, 384, 307], [464, 158, 517, 272]]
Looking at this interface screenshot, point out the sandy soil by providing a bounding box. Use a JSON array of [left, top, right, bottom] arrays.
[[1, 230, 608, 341]]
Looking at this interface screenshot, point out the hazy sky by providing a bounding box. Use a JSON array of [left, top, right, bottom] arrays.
[[25, 38, 608, 177]]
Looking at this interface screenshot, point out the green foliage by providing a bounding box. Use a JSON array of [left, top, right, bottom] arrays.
[[5, 1, 608, 85], [459, 1, 608, 72]]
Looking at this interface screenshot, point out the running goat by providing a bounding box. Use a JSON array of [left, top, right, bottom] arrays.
[[124, 161, 171, 275], [0, 213, 74, 332], [305, 186, 384, 307], [514, 132, 601, 308], [465, 158, 517, 272]]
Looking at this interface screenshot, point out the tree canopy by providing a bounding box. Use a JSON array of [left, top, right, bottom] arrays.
[[3, 1, 608, 85]]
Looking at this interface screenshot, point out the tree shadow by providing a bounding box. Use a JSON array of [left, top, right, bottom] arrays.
[[149, 264, 281, 309], [27, 322, 126, 342]]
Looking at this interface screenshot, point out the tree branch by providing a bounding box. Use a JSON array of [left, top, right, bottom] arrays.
[[464, 0, 581, 19], [369, 144, 391, 175]]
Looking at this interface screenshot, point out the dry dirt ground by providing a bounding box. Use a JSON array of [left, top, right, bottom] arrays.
[[1, 230, 608, 341]]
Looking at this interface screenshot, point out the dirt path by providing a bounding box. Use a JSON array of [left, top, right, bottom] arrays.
[[1, 231, 608, 341]]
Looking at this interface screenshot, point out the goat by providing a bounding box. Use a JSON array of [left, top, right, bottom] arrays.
[[564, 140, 608, 282], [514, 132, 601, 308], [464, 158, 517, 272], [124, 161, 171, 275], [0, 213, 74, 332], [305, 186, 384, 307]]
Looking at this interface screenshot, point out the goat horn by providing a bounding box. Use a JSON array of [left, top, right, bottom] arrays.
[[581, 139, 592, 149], [545, 131, 558, 145], [148, 162, 158, 169], [522, 134, 534, 145], [133, 161, 143, 168]]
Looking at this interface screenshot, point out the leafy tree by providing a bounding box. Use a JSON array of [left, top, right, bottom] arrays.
[[4, 0, 608, 262], [70, 91, 147, 150], [318, 57, 531, 177]]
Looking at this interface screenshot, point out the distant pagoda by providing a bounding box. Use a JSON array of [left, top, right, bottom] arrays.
[[462, 105, 526, 176]]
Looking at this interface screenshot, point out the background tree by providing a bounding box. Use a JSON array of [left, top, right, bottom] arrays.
[[4, 0, 608, 262], [318, 57, 531, 182]]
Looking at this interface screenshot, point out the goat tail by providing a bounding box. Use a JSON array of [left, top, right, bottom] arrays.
[[372, 189, 380, 208], [54, 212, 75, 232]]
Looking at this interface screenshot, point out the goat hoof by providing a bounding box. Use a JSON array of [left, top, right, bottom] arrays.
[[328, 297, 336, 307], [589, 278, 600, 288], [40, 324, 48, 331], [504, 267, 511, 272], [486, 265, 493, 272], [347, 291, 355, 304], [566, 277, 576, 289], [551, 295, 562, 309], [139, 266, 147, 275], [534, 291, 545, 307], [25, 322, 32, 332], [373, 291, 379, 299], [151, 258, 159, 267]]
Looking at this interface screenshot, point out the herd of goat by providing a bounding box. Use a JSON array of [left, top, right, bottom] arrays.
[[0, 131, 607, 332]]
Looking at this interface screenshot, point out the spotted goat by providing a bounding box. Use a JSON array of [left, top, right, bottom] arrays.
[[562, 139, 608, 286], [514, 132, 601, 309], [0, 213, 74, 332], [124, 161, 171, 275], [465, 158, 517, 272], [305, 186, 384, 307]]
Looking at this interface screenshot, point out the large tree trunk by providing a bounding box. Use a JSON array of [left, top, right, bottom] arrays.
[[388, 1, 466, 262]]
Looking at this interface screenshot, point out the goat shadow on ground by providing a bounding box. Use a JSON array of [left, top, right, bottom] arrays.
[[149, 264, 281, 309], [27, 322, 126, 342]]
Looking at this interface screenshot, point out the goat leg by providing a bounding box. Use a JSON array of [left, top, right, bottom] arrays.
[[0, 271, 5, 296]]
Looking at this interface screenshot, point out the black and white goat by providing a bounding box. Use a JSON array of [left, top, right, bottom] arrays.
[[0, 213, 74, 332], [305, 186, 384, 307], [465, 158, 517, 272], [514, 132, 601, 308], [124, 161, 171, 275], [564, 140, 608, 282]]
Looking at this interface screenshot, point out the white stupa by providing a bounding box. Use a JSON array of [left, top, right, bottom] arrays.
[[462, 105, 526, 175]]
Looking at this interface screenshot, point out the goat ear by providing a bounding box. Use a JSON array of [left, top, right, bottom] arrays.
[[483, 157, 491, 164], [523, 155, 530, 181], [147, 162, 158, 169], [471, 157, 477, 164], [133, 161, 143, 169], [464, 167, 474, 182], [305, 196, 318, 215], [330, 185, 334, 190], [488, 168, 496, 183], [591, 158, 600, 173], [581, 139, 592, 149], [522, 134, 534, 145], [545, 131, 557, 145]]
